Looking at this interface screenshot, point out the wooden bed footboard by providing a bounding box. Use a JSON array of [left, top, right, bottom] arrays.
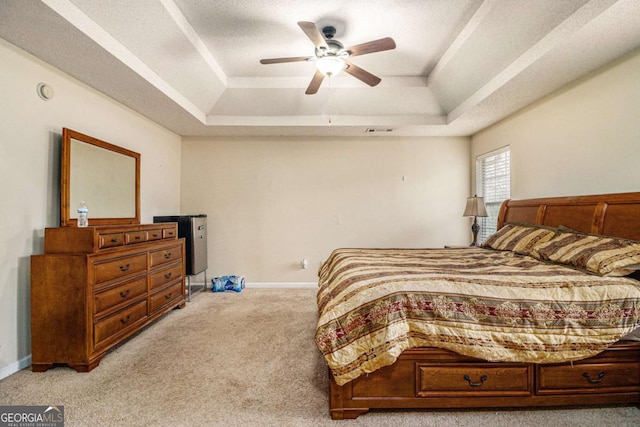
[[329, 341, 640, 420]]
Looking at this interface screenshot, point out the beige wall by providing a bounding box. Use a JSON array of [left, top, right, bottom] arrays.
[[471, 48, 640, 199], [181, 136, 471, 283], [0, 40, 181, 378]]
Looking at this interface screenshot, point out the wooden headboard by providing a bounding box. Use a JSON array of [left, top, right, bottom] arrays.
[[497, 191, 640, 241]]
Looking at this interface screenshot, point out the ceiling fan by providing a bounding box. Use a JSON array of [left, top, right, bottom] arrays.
[[260, 21, 396, 95]]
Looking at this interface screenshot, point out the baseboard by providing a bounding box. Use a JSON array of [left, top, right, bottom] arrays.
[[0, 354, 31, 380], [245, 282, 317, 289]]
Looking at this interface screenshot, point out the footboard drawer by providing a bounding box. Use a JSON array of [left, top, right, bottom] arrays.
[[417, 363, 531, 397], [536, 362, 640, 394]]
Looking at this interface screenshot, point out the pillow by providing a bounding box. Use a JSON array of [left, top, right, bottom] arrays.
[[533, 231, 640, 276], [482, 223, 557, 258]]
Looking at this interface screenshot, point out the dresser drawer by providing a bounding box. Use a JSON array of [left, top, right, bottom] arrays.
[[125, 230, 147, 245], [94, 253, 147, 285], [149, 281, 183, 314], [536, 362, 640, 394], [149, 245, 181, 268], [149, 264, 182, 291], [94, 277, 147, 316], [94, 300, 147, 348], [162, 228, 177, 239], [99, 232, 124, 249], [417, 363, 531, 397], [147, 229, 163, 241]]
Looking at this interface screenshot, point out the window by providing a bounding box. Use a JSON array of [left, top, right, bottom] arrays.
[[476, 147, 510, 243]]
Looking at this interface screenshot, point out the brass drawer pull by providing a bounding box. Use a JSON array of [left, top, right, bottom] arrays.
[[165, 292, 173, 300], [582, 371, 605, 384], [463, 374, 488, 387], [152, 233, 159, 238], [119, 289, 130, 298], [120, 314, 131, 324], [164, 252, 172, 259], [164, 272, 172, 280], [134, 235, 141, 240], [111, 238, 118, 243], [119, 263, 131, 272]]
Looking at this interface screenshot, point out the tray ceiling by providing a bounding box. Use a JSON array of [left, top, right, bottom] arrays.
[[1, 0, 640, 137]]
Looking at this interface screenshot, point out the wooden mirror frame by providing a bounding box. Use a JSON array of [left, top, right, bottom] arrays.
[[61, 128, 140, 227]]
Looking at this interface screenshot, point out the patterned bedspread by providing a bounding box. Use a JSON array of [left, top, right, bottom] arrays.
[[315, 248, 640, 385]]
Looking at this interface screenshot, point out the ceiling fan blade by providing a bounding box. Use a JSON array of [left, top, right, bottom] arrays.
[[298, 21, 328, 49], [260, 56, 313, 64], [345, 37, 396, 57], [305, 70, 325, 95], [343, 61, 381, 87]]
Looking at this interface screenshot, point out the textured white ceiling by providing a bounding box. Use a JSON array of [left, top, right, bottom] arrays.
[[1, 0, 639, 137]]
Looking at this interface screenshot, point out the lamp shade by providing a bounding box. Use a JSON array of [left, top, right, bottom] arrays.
[[316, 55, 346, 76], [463, 195, 488, 217]]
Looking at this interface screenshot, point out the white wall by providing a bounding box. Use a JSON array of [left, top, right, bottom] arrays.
[[0, 39, 181, 378], [471, 48, 640, 199], [181, 136, 471, 283]]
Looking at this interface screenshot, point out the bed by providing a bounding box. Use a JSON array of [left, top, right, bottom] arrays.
[[315, 191, 640, 419]]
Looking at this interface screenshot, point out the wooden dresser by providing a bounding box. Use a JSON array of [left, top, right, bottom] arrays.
[[30, 223, 186, 372]]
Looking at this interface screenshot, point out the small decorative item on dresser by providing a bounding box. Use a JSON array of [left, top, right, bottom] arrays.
[[463, 195, 488, 246]]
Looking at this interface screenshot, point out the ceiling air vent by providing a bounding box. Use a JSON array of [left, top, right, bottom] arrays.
[[365, 128, 394, 133]]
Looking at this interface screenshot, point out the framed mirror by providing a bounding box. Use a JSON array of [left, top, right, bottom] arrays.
[[61, 128, 140, 227]]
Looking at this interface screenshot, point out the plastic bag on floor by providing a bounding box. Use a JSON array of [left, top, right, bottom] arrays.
[[212, 275, 245, 292]]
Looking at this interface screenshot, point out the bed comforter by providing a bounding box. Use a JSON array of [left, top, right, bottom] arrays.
[[315, 247, 640, 385]]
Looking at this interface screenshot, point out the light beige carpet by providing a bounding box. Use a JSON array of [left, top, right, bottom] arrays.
[[1, 289, 639, 426]]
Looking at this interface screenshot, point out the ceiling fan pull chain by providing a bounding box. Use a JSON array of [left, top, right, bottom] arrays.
[[328, 76, 332, 126]]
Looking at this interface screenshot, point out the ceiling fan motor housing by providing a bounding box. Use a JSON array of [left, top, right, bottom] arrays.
[[316, 39, 345, 57]]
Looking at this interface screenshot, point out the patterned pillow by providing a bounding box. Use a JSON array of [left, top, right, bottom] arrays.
[[533, 232, 640, 276], [482, 223, 557, 258]]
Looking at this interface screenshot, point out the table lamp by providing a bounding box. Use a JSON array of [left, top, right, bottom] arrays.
[[463, 195, 488, 246]]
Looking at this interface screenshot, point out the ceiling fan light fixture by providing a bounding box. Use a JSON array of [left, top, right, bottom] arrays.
[[316, 55, 346, 76]]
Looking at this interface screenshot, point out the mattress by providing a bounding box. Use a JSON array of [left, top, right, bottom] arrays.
[[315, 247, 640, 385]]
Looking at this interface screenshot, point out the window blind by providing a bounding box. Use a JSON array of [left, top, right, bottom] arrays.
[[476, 147, 510, 243]]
